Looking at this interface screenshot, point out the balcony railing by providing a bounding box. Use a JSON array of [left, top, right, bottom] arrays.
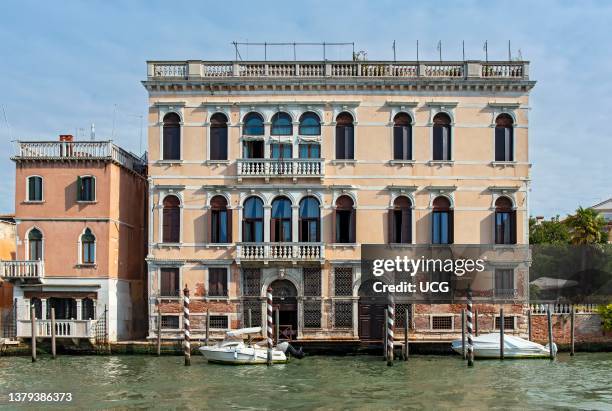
[[237, 242, 324, 261], [12, 141, 146, 174], [0, 260, 44, 281], [148, 60, 529, 80], [237, 158, 324, 179], [530, 303, 599, 315], [17, 319, 95, 338]]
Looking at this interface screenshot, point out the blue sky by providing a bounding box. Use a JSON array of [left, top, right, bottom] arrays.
[[0, 0, 610, 217]]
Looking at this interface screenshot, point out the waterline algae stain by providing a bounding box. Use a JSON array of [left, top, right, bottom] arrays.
[[1, 354, 612, 409]]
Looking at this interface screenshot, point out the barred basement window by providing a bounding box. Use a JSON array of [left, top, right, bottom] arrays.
[[242, 268, 261, 296], [431, 316, 453, 330], [161, 315, 179, 329], [303, 267, 321, 296], [242, 300, 262, 328], [334, 301, 353, 328], [396, 304, 412, 329], [209, 315, 229, 329], [495, 316, 515, 330], [334, 267, 353, 296], [303, 300, 322, 328]]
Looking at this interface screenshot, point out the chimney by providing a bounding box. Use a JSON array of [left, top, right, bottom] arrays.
[[59, 134, 74, 142], [535, 216, 544, 225]]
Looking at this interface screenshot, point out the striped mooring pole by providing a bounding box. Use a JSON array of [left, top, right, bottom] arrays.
[[183, 285, 191, 366], [387, 294, 395, 366], [466, 287, 474, 367], [267, 286, 273, 366]]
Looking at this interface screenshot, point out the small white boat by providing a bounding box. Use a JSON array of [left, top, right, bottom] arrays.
[[199, 327, 302, 365], [452, 333, 558, 359]]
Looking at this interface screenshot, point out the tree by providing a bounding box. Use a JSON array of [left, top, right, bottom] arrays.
[[565, 207, 608, 245], [529, 216, 571, 244]]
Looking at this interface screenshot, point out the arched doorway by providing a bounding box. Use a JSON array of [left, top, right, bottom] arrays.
[[358, 279, 387, 340], [270, 279, 298, 341]]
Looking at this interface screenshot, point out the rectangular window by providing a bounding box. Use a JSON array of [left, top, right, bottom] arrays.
[[495, 269, 515, 298], [335, 210, 355, 243], [211, 209, 228, 243], [208, 267, 228, 297], [335, 126, 354, 160], [270, 143, 292, 159], [161, 315, 179, 329], [333, 301, 353, 328], [243, 140, 264, 159], [433, 126, 451, 160], [393, 126, 412, 160], [432, 211, 453, 244], [299, 143, 320, 159], [303, 300, 322, 328], [334, 267, 353, 296], [27, 177, 43, 201], [495, 211, 516, 244], [77, 176, 95, 202], [242, 268, 261, 296], [431, 315, 453, 330], [392, 209, 411, 243], [495, 127, 513, 161], [303, 267, 322, 297], [495, 316, 515, 330], [160, 268, 180, 297], [210, 127, 228, 160], [209, 315, 229, 329]]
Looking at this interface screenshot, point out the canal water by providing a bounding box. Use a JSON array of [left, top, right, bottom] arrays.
[[1, 353, 611, 410]]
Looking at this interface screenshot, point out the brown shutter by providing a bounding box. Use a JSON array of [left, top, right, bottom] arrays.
[[388, 209, 394, 244], [332, 208, 337, 243], [349, 209, 356, 243], [227, 208, 232, 243], [448, 210, 454, 244], [402, 208, 411, 243]]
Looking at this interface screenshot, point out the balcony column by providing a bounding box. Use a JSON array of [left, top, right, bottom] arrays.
[[264, 205, 272, 259], [41, 298, 47, 320], [76, 299, 82, 320]]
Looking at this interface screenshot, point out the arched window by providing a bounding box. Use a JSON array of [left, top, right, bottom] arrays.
[[495, 196, 516, 244], [393, 113, 413, 161], [80, 228, 96, 264], [27, 176, 43, 201], [299, 112, 321, 136], [243, 197, 264, 242], [271, 197, 292, 242], [299, 196, 320, 242], [162, 112, 181, 161], [495, 114, 514, 162], [28, 228, 43, 260], [243, 112, 264, 135], [335, 112, 354, 160], [210, 195, 231, 243], [210, 113, 228, 161], [432, 196, 453, 244], [390, 196, 412, 244], [335, 195, 355, 243], [82, 297, 96, 320], [432, 113, 451, 161], [271, 112, 293, 136], [30, 297, 43, 319], [162, 195, 181, 243]]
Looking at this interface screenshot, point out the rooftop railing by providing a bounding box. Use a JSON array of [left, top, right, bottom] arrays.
[[147, 60, 529, 80], [12, 141, 146, 174]]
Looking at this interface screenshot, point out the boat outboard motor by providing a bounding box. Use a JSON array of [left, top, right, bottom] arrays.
[[276, 342, 305, 359]]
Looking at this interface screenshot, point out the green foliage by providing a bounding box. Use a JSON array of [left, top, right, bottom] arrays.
[[598, 304, 612, 331], [529, 216, 571, 244], [565, 207, 608, 245]]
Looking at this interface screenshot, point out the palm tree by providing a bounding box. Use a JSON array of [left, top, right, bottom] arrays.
[[565, 207, 607, 245]]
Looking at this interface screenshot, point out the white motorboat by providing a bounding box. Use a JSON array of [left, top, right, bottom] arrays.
[[199, 327, 303, 365], [452, 333, 557, 359]]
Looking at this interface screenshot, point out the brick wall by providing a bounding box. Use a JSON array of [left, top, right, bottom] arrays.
[[530, 313, 609, 344]]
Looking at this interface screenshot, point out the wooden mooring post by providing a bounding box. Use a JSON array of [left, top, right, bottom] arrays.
[[266, 287, 273, 366], [527, 309, 532, 341], [499, 308, 505, 360], [570, 306, 575, 356], [205, 308, 210, 346], [461, 309, 466, 360], [248, 308, 252, 328], [156, 309, 162, 356], [547, 307, 554, 360], [30, 306, 36, 362], [403, 307, 409, 361], [51, 308, 57, 360], [183, 286, 191, 366]]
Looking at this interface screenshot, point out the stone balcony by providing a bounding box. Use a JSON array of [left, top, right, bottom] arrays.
[[147, 60, 529, 81], [0, 260, 44, 283], [237, 158, 324, 181], [237, 242, 324, 263], [17, 319, 95, 339]]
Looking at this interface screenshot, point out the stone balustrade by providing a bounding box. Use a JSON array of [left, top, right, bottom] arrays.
[[237, 242, 324, 261], [0, 260, 44, 281], [237, 158, 324, 179]]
